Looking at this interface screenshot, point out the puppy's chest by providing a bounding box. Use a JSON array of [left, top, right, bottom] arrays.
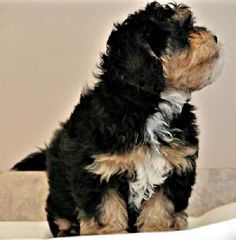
[[89, 138, 195, 210], [128, 147, 172, 209], [89, 143, 176, 209]]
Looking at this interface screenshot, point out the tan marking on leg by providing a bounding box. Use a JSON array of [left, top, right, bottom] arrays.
[[87, 146, 148, 182], [137, 191, 188, 232], [54, 218, 79, 237], [161, 29, 220, 92], [160, 139, 197, 174], [80, 189, 128, 235], [174, 212, 188, 230], [80, 218, 101, 235], [54, 218, 71, 231]]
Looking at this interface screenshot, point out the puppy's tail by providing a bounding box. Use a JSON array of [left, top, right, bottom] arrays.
[[11, 150, 46, 171]]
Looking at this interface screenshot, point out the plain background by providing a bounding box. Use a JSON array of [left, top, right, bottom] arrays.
[[0, 0, 235, 171]]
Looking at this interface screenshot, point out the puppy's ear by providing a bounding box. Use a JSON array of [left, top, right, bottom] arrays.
[[99, 11, 168, 95], [121, 45, 166, 94], [144, 21, 171, 56], [100, 39, 166, 94], [123, 23, 170, 94]]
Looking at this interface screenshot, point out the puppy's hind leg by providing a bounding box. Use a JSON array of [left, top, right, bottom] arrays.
[[46, 194, 80, 237], [46, 163, 80, 237]]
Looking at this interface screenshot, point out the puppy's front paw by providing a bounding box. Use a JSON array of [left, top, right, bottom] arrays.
[[173, 212, 188, 230]]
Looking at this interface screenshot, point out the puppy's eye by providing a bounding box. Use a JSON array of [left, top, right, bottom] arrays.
[[213, 35, 218, 43]]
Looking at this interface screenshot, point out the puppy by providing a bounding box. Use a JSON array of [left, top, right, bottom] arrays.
[[16, 1, 222, 236]]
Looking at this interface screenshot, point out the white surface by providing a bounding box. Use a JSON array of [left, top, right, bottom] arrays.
[[1, 202, 236, 240], [62, 220, 236, 240], [0, 221, 52, 239], [189, 201, 236, 228]]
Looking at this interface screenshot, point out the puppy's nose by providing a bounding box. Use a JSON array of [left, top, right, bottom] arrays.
[[213, 35, 218, 43]]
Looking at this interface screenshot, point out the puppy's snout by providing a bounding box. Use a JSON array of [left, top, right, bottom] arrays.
[[213, 35, 218, 43]]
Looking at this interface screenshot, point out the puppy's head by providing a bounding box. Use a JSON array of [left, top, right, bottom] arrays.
[[157, 5, 221, 92], [103, 2, 221, 94]]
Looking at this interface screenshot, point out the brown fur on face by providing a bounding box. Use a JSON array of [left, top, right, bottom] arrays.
[[79, 189, 128, 235], [137, 190, 188, 232], [87, 147, 148, 182], [161, 29, 220, 92], [160, 139, 197, 174]]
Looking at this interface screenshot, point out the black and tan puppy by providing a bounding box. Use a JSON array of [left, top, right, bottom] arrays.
[[13, 1, 222, 236]]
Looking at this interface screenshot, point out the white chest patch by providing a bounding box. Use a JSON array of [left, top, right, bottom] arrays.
[[129, 90, 189, 209], [129, 148, 172, 209]]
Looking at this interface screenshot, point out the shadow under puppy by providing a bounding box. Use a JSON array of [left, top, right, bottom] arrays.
[[25, 1, 222, 236]]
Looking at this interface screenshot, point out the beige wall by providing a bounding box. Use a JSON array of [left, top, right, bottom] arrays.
[[0, 0, 235, 171]]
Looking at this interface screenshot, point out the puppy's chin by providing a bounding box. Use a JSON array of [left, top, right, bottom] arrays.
[[160, 30, 222, 93], [197, 49, 223, 91], [189, 48, 223, 92]]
